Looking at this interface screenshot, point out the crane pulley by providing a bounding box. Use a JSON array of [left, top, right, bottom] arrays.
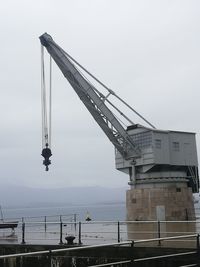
[[41, 45, 52, 171]]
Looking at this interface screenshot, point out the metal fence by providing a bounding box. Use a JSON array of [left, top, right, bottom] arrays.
[[0, 235, 199, 267], [1, 217, 200, 247]]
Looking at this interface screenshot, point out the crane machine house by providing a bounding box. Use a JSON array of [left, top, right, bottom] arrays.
[[40, 33, 199, 224], [116, 124, 199, 221]]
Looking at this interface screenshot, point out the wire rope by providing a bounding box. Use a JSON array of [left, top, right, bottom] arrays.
[[49, 55, 52, 148], [41, 46, 47, 147], [41, 45, 53, 171], [54, 43, 156, 129], [41, 46, 45, 147], [41, 46, 52, 148], [66, 55, 133, 127]]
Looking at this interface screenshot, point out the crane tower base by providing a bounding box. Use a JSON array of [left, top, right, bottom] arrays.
[[126, 183, 196, 244], [126, 184, 195, 221], [126, 184, 196, 242]]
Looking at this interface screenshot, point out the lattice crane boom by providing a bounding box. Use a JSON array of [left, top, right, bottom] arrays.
[[39, 33, 141, 159]]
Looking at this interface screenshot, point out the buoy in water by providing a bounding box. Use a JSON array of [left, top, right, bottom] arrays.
[[85, 212, 92, 221]]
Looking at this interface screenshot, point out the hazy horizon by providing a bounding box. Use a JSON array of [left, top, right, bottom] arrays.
[[0, 184, 128, 208]]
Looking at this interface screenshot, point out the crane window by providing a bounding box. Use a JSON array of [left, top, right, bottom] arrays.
[[173, 142, 180, 151], [155, 139, 161, 149], [131, 131, 152, 149], [132, 198, 136, 204]]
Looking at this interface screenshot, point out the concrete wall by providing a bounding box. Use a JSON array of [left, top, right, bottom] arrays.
[[0, 244, 198, 267]]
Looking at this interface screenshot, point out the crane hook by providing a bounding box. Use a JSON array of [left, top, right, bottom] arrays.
[[41, 143, 52, 171]]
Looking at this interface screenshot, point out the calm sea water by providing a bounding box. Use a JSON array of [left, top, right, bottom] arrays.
[[1, 203, 200, 245], [2, 203, 126, 222], [3, 202, 200, 222], [0, 203, 127, 245]]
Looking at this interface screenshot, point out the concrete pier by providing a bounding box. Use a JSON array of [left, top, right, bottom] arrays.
[[126, 185, 195, 221], [126, 183, 196, 243]]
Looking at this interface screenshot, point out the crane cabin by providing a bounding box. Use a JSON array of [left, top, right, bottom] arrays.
[[115, 124, 199, 193]]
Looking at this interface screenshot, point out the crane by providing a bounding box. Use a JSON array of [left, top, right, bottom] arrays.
[[39, 33, 199, 196]]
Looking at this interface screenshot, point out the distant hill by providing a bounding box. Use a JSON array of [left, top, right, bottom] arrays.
[[0, 185, 128, 208]]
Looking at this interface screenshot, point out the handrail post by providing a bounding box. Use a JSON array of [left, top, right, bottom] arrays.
[[78, 222, 82, 244], [21, 222, 25, 244], [197, 234, 200, 256], [129, 240, 134, 266], [48, 250, 52, 266], [74, 214, 77, 233], [157, 220, 161, 246], [19, 256, 23, 267], [44, 216, 47, 232], [59, 221, 63, 245], [117, 221, 120, 243]]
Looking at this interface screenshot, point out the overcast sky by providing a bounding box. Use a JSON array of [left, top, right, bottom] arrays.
[[0, 0, 199, 189]]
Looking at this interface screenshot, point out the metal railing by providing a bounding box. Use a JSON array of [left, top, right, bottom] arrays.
[[0, 241, 132, 258], [0, 235, 199, 267], [1, 219, 200, 246], [89, 234, 200, 267]]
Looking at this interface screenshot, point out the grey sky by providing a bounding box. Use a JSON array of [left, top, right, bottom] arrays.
[[0, 0, 199, 189]]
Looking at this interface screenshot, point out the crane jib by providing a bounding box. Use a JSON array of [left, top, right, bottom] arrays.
[[39, 33, 141, 162]]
